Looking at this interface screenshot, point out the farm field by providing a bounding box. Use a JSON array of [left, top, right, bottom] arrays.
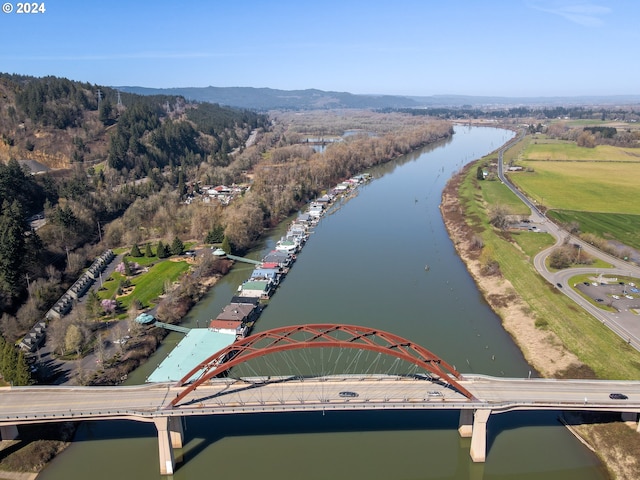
[[549, 210, 640, 251], [505, 133, 640, 215], [522, 138, 640, 162]]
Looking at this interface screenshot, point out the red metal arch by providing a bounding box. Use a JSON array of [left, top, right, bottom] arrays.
[[170, 324, 474, 406]]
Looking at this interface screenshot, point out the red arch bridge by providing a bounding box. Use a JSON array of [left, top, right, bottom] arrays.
[[1, 324, 640, 476]]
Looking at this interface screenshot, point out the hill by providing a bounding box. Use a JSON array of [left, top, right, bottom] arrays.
[[116, 86, 421, 110], [116, 85, 640, 110]]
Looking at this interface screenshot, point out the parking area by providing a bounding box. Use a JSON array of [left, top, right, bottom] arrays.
[[575, 279, 640, 313]]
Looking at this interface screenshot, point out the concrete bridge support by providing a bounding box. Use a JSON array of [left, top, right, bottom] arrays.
[[0, 425, 18, 441], [155, 416, 184, 475], [469, 409, 492, 462], [458, 409, 473, 437]]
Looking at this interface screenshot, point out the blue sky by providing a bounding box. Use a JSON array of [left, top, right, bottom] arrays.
[[1, 0, 638, 97]]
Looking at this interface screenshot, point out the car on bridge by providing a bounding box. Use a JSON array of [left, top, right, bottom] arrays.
[[339, 391, 358, 398], [609, 393, 628, 400]]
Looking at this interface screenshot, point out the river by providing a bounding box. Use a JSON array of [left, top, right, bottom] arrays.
[[39, 126, 607, 479]]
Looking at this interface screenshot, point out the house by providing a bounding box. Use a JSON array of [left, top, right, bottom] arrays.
[[250, 267, 281, 283], [214, 302, 260, 325], [238, 279, 274, 299], [262, 251, 295, 268], [209, 319, 248, 338]]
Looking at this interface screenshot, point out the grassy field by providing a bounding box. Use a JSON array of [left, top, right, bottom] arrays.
[[459, 154, 640, 380], [508, 162, 640, 213], [549, 210, 640, 251], [99, 259, 190, 311], [522, 138, 640, 162], [478, 178, 530, 215]]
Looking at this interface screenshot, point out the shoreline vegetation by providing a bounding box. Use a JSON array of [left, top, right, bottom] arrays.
[[440, 137, 640, 480]]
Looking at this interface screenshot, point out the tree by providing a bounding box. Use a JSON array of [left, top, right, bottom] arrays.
[[0, 200, 26, 303], [84, 290, 102, 320], [488, 205, 511, 230], [205, 225, 225, 244], [221, 236, 231, 254], [65, 323, 83, 356], [156, 241, 169, 259], [145, 243, 154, 257], [130, 243, 142, 257], [13, 351, 31, 386], [171, 237, 184, 256]]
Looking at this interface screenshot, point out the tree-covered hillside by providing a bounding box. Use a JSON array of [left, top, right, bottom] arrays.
[[0, 73, 269, 314]]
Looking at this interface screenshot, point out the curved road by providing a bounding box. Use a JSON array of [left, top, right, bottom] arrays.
[[497, 133, 640, 349]]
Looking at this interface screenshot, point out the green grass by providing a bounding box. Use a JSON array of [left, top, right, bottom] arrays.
[[548, 210, 640, 251], [522, 141, 640, 162], [459, 157, 640, 380], [510, 231, 555, 259], [99, 259, 190, 310], [507, 163, 640, 213], [479, 178, 530, 215]]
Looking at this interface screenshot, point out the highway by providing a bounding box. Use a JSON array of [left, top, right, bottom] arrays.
[[2, 375, 640, 425]]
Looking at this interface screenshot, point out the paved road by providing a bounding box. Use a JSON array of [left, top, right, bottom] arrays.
[[496, 134, 640, 349], [2, 375, 640, 425]]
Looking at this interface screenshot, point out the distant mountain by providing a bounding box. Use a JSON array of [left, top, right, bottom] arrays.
[[116, 86, 421, 110], [408, 94, 640, 107], [116, 86, 640, 110]]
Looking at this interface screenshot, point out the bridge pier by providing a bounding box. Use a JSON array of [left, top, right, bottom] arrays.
[[469, 409, 492, 462], [0, 425, 18, 441], [458, 409, 473, 437], [155, 416, 184, 475]]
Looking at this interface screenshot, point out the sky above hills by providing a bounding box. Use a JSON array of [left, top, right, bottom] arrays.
[[1, 0, 638, 97]]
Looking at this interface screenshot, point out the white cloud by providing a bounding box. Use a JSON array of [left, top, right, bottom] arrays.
[[527, 1, 611, 26]]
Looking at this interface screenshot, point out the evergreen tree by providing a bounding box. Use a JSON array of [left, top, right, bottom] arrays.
[[145, 243, 154, 257], [171, 237, 184, 256], [85, 289, 102, 319], [130, 243, 142, 257], [0, 200, 26, 301], [157, 241, 169, 259], [1, 341, 17, 383], [205, 225, 225, 244], [221, 236, 231, 254], [13, 351, 31, 386]]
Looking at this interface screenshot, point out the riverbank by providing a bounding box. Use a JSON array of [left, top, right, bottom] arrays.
[[440, 164, 582, 377], [440, 161, 639, 480]]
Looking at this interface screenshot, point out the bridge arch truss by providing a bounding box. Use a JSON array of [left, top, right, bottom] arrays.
[[170, 324, 475, 407]]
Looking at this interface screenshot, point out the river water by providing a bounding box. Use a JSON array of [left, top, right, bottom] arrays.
[[39, 126, 607, 479]]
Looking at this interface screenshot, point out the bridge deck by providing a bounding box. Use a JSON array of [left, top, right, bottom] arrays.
[[1, 375, 640, 425]]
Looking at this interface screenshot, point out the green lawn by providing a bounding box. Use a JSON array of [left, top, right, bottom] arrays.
[[99, 259, 190, 310], [510, 231, 555, 259], [479, 179, 530, 215]]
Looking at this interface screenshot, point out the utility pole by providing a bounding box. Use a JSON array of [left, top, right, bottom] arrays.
[[97, 219, 103, 243], [96, 89, 102, 108]]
